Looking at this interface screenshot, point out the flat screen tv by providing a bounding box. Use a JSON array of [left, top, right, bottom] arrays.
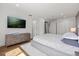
[[7, 16, 26, 28]]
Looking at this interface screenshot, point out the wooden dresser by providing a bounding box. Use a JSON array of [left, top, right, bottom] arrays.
[[5, 33, 31, 46]]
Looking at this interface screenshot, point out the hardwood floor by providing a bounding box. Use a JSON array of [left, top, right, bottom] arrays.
[[0, 42, 28, 56]]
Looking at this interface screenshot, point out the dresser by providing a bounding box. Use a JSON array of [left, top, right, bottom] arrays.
[[5, 33, 31, 46]]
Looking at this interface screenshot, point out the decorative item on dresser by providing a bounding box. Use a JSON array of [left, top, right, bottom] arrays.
[[5, 33, 31, 47]]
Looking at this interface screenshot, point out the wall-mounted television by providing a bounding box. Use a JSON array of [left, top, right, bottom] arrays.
[[7, 16, 26, 28]]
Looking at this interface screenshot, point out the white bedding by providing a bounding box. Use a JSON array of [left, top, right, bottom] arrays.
[[21, 42, 47, 56], [31, 34, 79, 56]]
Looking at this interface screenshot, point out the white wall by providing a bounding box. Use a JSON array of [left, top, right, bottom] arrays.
[[0, 4, 77, 47], [0, 4, 32, 47], [49, 20, 57, 34], [35, 18, 45, 35], [57, 17, 76, 34], [76, 12, 79, 35], [77, 15, 79, 28], [49, 17, 76, 34]]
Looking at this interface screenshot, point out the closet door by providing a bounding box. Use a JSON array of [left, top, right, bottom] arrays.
[[57, 17, 76, 35], [49, 20, 56, 34], [36, 18, 45, 35]]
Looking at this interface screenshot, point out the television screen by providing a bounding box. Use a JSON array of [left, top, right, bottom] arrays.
[[7, 16, 26, 28]]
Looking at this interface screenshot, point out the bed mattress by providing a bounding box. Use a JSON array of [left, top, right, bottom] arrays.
[[31, 34, 79, 56]]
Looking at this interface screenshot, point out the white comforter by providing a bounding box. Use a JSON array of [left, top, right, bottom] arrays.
[[32, 34, 79, 56]]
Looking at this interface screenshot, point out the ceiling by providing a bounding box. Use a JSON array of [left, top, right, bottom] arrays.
[[1, 3, 79, 19]]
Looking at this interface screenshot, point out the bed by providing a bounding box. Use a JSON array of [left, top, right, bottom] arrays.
[[20, 33, 79, 56], [31, 34, 79, 56]]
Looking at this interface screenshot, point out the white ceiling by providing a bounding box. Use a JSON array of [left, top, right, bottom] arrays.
[[1, 3, 79, 19]]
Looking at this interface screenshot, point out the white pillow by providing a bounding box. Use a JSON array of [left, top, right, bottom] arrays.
[[62, 32, 78, 40]]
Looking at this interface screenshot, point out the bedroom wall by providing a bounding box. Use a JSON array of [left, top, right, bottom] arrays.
[[31, 17, 45, 37], [49, 17, 76, 34], [57, 17, 76, 34], [36, 18, 45, 35], [0, 4, 32, 47], [49, 20, 57, 34], [76, 12, 79, 35]]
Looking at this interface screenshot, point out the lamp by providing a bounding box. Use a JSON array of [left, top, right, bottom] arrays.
[[70, 27, 76, 33]]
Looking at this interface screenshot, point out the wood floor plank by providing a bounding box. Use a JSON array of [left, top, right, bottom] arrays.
[[0, 42, 28, 56]]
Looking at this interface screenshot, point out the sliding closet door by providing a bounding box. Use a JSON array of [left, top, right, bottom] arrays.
[[57, 17, 76, 35], [36, 18, 45, 35], [49, 20, 56, 34]]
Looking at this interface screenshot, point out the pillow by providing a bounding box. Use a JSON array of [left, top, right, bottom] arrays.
[[62, 38, 79, 47], [62, 32, 78, 40]]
